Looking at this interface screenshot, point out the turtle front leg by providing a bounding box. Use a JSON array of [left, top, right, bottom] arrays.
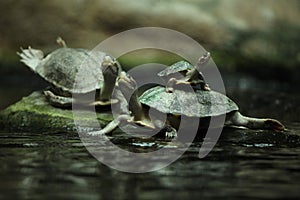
[[44, 90, 72, 108], [186, 69, 210, 91], [88, 114, 133, 136], [190, 77, 211, 91], [88, 120, 119, 136], [163, 124, 178, 139], [166, 77, 191, 93]]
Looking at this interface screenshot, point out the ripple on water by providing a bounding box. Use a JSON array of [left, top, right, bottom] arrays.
[[0, 121, 300, 199]]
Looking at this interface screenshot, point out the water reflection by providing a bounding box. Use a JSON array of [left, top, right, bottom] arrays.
[[0, 72, 299, 198], [0, 123, 299, 199]]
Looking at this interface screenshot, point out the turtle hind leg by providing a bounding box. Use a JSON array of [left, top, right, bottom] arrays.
[[155, 124, 177, 139], [164, 125, 178, 139], [17, 46, 44, 71], [44, 90, 72, 108]]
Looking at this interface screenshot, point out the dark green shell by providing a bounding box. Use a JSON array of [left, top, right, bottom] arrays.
[[36, 48, 105, 94], [139, 86, 239, 117], [157, 61, 193, 77]]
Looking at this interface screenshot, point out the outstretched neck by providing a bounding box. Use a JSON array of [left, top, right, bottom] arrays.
[[186, 52, 210, 82], [127, 90, 148, 122], [99, 72, 118, 101], [229, 112, 284, 131]]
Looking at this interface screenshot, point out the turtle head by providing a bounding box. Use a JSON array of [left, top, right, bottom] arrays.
[[116, 72, 147, 122], [264, 119, 285, 131], [196, 51, 210, 67], [116, 72, 138, 100], [166, 78, 177, 93], [102, 55, 120, 76]]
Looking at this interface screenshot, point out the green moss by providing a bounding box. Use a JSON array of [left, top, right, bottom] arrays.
[[0, 91, 113, 133]]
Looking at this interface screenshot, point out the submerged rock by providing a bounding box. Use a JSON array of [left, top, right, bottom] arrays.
[[0, 91, 113, 133]]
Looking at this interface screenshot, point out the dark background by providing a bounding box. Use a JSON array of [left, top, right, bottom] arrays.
[[0, 1, 300, 200], [0, 0, 299, 110]]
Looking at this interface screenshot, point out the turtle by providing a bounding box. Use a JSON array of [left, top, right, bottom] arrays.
[[158, 51, 211, 92], [89, 72, 285, 138], [17, 38, 121, 107]]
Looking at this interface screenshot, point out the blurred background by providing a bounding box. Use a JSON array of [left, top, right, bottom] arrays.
[[0, 0, 299, 110], [1, 1, 300, 199]]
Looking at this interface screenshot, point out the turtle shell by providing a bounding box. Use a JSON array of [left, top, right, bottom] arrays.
[[139, 86, 239, 117], [36, 48, 107, 94], [157, 61, 193, 77]]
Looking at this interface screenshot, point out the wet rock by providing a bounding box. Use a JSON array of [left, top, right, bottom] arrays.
[[0, 91, 113, 133]]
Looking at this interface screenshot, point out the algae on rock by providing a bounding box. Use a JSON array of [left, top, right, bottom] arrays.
[[0, 91, 113, 133]]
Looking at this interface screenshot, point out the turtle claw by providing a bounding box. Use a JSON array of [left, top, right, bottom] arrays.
[[17, 46, 44, 66], [17, 47, 31, 59], [201, 83, 211, 91], [204, 84, 210, 91], [166, 86, 174, 93], [164, 125, 178, 139]]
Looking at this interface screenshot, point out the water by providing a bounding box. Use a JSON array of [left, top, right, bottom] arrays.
[[0, 123, 299, 199], [0, 74, 300, 199]]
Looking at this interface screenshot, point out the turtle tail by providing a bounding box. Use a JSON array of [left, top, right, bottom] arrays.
[[17, 46, 44, 71], [230, 112, 285, 131]]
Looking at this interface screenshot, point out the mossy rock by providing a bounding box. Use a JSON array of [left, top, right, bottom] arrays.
[[0, 91, 113, 133]]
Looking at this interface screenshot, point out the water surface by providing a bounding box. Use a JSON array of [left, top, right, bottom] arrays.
[[0, 122, 299, 199], [0, 74, 299, 199]]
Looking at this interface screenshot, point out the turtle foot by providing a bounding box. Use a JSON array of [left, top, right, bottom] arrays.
[[164, 125, 178, 139], [202, 83, 211, 91], [44, 90, 72, 108], [17, 46, 44, 71]]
